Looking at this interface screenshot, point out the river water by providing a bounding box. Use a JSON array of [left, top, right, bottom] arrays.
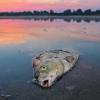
[[0, 18, 100, 100]]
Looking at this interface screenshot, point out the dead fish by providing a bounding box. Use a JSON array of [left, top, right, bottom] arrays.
[[32, 50, 79, 88]]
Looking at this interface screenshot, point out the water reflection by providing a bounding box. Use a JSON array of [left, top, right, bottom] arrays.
[[0, 19, 100, 100], [0, 16, 100, 23], [33, 17, 100, 23], [0, 19, 100, 46]]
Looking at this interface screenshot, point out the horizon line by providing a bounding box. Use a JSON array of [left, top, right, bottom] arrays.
[[0, 9, 100, 12]]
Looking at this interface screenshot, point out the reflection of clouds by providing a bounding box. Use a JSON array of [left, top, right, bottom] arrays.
[[0, 20, 100, 46], [0, 32, 28, 45], [23, 0, 58, 4], [68, 32, 100, 42], [8, 0, 80, 4]]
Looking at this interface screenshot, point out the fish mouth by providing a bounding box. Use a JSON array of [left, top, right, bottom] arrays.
[[42, 79, 49, 87]]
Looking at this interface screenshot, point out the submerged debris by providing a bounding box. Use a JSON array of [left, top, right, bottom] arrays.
[[32, 50, 79, 88], [1, 94, 12, 99]]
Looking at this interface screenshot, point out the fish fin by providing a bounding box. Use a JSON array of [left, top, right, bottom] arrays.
[[64, 56, 75, 63]]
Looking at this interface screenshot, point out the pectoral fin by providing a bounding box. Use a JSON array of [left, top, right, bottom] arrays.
[[65, 56, 74, 63]]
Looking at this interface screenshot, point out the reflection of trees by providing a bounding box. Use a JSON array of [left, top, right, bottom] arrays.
[[74, 18, 82, 23], [63, 18, 71, 22], [83, 18, 91, 23], [32, 17, 100, 23]]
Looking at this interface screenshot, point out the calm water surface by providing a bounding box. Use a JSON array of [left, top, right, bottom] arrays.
[[0, 19, 100, 100]]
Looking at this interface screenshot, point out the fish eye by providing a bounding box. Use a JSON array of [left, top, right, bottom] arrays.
[[40, 65, 47, 71]]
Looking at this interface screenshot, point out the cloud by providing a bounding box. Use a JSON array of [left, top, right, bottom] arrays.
[[18, 0, 59, 4], [0, 0, 100, 11], [23, 0, 80, 4], [1, 0, 79, 4]]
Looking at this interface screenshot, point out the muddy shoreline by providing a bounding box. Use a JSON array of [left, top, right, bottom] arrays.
[[0, 15, 100, 19]]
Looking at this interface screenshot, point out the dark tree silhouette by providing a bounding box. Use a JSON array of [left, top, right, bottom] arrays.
[[72, 9, 83, 15], [76, 9, 83, 15], [0, 9, 100, 16], [84, 9, 92, 15], [50, 10, 55, 15], [63, 9, 72, 15], [95, 10, 100, 15]]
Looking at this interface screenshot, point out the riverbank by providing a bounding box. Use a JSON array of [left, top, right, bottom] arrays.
[[0, 15, 100, 19]]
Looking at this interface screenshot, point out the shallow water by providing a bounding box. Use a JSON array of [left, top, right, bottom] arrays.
[[0, 18, 100, 100]]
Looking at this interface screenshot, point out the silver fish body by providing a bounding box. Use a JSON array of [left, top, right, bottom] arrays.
[[32, 50, 79, 88]]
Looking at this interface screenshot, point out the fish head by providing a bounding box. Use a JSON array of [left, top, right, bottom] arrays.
[[33, 59, 58, 87]]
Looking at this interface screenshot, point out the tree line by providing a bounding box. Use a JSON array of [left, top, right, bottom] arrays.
[[0, 9, 100, 16]]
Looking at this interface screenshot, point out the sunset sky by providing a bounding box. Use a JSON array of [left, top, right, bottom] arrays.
[[0, 0, 100, 12]]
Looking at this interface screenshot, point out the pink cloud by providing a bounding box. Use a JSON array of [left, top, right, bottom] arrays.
[[0, 0, 100, 11]]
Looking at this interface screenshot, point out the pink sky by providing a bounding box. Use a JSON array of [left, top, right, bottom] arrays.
[[0, 0, 100, 11]]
